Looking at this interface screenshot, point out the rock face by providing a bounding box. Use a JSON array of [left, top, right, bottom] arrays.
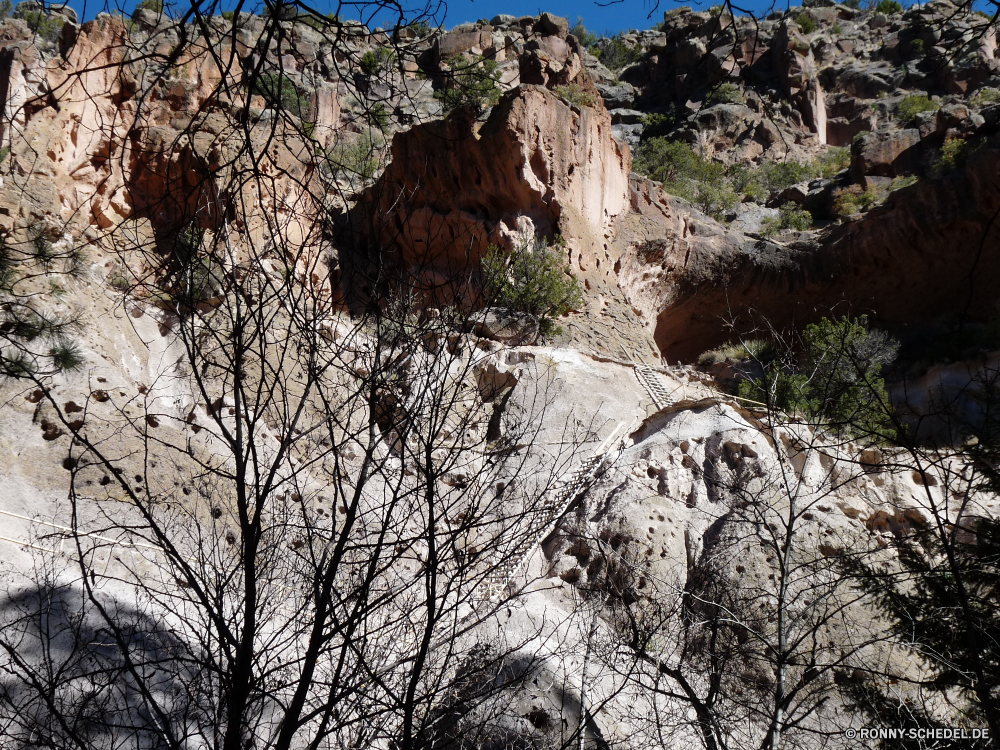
[[353, 84, 630, 287], [619, 137, 1000, 360], [2, 3, 1000, 367], [0, 15, 331, 245], [850, 128, 922, 180], [2, 8, 1000, 748]]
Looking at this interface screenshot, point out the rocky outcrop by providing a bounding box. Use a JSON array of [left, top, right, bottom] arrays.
[[0, 13, 339, 290], [619, 138, 1000, 360], [3, 2, 1000, 370], [850, 128, 922, 181], [353, 84, 631, 285]]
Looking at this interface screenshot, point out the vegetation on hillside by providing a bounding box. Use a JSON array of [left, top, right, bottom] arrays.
[[761, 202, 814, 236], [0, 231, 85, 377], [896, 94, 938, 124], [18, 9, 64, 41], [591, 34, 643, 72], [738, 315, 898, 439], [481, 237, 583, 336], [632, 140, 850, 223], [435, 54, 503, 116], [554, 83, 597, 108], [251, 72, 310, 120]]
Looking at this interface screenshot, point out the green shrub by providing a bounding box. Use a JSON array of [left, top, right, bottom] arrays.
[[909, 38, 925, 56], [932, 136, 981, 176], [760, 159, 818, 192], [875, 0, 903, 14], [368, 102, 390, 131], [434, 54, 503, 116], [760, 217, 782, 237], [640, 108, 680, 139], [136, 0, 163, 13], [698, 339, 776, 366], [359, 50, 377, 76], [739, 315, 898, 438], [889, 174, 918, 191], [726, 163, 767, 203], [251, 72, 310, 120], [780, 203, 813, 231], [842, 0, 862, 7], [796, 14, 817, 34], [633, 139, 736, 218], [704, 82, 743, 107], [359, 47, 395, 76], [696, 181, 739, 220], [831, 21, 843, 34], [896, 94, 938, 123], [818, 146, 851, 178], [761, 202, 814, 236], [326, 132, 384, 182], [221, 9, 235, 20], [19, 10, 64, 41], [409, 20, 431, 37], [554, 83, 597, 108], [633, 139, 712, 191], [0, 0, 12, 21], [569, 16, 599, 47], [971, 87, 1000, 108], [694, 180, 740, 221], [635, 146, 847, 214], [708, 5, 724, 17], [833, 184, 877, 217], [480, 237, 584, 337], [592, 35, 643, 72]]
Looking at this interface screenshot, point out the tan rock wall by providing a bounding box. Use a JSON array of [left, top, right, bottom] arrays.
[[359, 84, 630, 281]]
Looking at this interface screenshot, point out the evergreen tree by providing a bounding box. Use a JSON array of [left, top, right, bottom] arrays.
[[0, 231, 84, 378], [840, 516, 1000, 748]]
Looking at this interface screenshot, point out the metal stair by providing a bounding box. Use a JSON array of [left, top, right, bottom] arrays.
[[634, 364, 677, 411], [477, 420, 632, 603]]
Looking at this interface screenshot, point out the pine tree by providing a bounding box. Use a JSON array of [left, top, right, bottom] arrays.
[[0, 230, 85, 378]]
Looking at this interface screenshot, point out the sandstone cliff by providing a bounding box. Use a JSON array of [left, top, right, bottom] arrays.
[[0, 3, 998, 748]]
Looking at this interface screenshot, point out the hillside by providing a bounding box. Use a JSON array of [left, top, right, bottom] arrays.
[[0, 1, 998, 748]]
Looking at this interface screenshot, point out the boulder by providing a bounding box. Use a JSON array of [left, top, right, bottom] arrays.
[[534, 12, 568, 38], [469, 309, 540, 345], [610, 108, 645, 124], [775, 182, 811, 205], [595, 82, 636, 109], [436, 26, 493, 59], [612, 123, 643, 148], [131, 7, 163, 30], [727, 203, 781, 234], [850, 129, 922, 179]]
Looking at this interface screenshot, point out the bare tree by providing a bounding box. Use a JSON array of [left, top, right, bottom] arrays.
[[576, 315, 904, 750], [0, 3, 598, 748]]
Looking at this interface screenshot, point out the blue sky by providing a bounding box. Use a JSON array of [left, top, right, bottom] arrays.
[[79, 0, 928, 35], [436, 0, 691, 32]]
